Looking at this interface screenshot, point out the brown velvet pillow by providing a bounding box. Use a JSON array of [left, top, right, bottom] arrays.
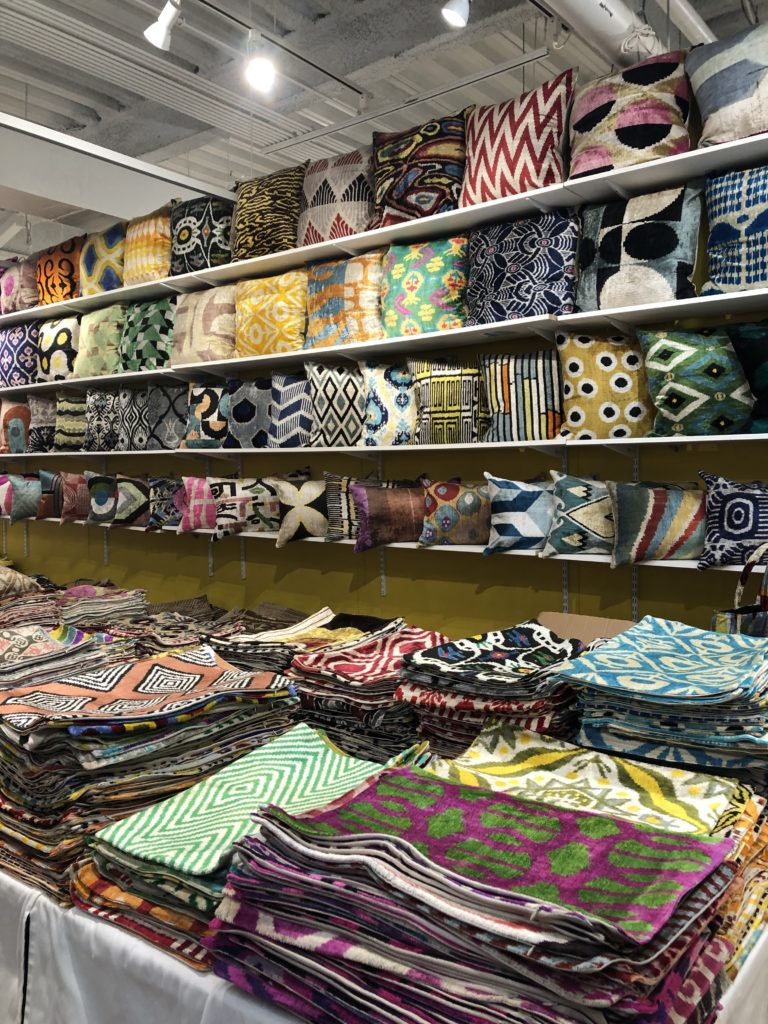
[[349, 484, 426, 552]]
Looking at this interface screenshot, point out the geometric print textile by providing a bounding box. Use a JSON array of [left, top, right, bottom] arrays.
[[146, 385, 189, 451], [223, 378, 271, 450], [408, 358, 485, 445], [306, 363, 365, 448], [116, 389, 149, 452], [381, 237, 468, 337], [266, 373, 312, 449], [479, 350, 563, 442], [303, 253, 384, 350], [703, 166, 768, 295], [542, 473, 614, 558], [37, 317, 80, 381], [699, 472, 768, 570], [0, 323, 39, 388], [35, 237, 83, 305], [183, 386, 229, 449], [231, 166, 306, 261], [84, 390, 120, 453], [234, 273, 307, 357], [298, 148, 374, 246], [119, 298, 176, 372], [53, 392, 87, 452], [80, 222, 126, 296], [275, 479, 328, 549], [170, 197, 234, 276], [483, 475, 554, 554], [113, 476, 151, 528]]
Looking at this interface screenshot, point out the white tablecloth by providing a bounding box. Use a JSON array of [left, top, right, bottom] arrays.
[[0, 872, 40, 1024], [718, 926, 768, 1024]]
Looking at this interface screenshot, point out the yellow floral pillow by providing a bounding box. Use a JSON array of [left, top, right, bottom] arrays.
[[381, 237, 468, 338], [123, 206, 171, 286], [234, 271, 307, 356]]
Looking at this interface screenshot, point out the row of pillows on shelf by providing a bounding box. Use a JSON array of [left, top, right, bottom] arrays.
[[2, 322, 767, 455], [1, 25, 766, 312], [0, 465, 758, 572]]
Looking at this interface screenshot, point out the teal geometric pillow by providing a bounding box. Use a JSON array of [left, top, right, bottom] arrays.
[[9, 474, 41, 524], [541, 473, 614, 558], [482, 475, 553, 554], [636, 328, 754, 437]]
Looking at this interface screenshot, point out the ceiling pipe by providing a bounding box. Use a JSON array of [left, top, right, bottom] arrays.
[[656, 0, 718, 43]]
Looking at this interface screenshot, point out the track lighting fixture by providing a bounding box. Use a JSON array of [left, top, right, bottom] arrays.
[[143, 0, 182, 51], [441, 0, 471, 28]]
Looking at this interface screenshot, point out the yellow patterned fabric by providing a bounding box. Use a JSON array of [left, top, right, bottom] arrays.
[[79, 222, 126, 297], [123, 207, 171, 286], [234, 272, 307, 356]]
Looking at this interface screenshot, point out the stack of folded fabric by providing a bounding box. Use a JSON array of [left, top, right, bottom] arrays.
[[0, 623, 111, 689], [395, 620, 588, 757], [72, 723, 417, 969], [0, 647, 297, 901], [292, 620, 448, 762], [55, 581, 148, 626], [0, 568, 60, 629], [207, 766, 735, 1024]]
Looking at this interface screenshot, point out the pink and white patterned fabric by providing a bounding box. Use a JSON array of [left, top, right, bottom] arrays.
[[178, 476, 217, 533], [293, 625, 448, 686]]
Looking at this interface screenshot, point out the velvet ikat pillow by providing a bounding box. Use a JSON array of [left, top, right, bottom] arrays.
[[419, 480, 491, 548], [36, 237, 84, 305], [170, 197, 234, 275], [381, 238, 468, 337], [298, 147, 375, 246], [37, 317, 80, 381], [304, 253, 384, 350], [232, 166, 306, 261], [80, 222, 126, 296]]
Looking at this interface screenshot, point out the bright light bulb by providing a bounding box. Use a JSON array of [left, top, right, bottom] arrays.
[[441, 0, 470, 28], [144, 0, 182, 51], [245, 54, 277, 92]]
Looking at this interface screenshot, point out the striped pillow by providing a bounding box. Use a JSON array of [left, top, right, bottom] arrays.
[[479, 351, 563, 442]]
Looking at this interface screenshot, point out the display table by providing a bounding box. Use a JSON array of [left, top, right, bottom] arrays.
[[0, 872, 765, 1024]]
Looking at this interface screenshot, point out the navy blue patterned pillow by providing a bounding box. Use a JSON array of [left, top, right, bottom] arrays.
[[147, 477, 183, 532], [224, 378, 271, 449], [699, 472, 768, 570], [267, 372, 312, 449]]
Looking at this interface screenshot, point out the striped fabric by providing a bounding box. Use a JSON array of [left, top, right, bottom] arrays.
[[53, 392, 87, 452], [480, 351, 563, 442], [408, 358, 485, 445]]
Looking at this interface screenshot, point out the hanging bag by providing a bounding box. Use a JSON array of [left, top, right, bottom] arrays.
[[712, 541, 768, 636]]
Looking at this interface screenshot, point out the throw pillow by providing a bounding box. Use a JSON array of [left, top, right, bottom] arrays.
[[350, 483, 426, 552], [303, 252, 384, 349], [298, 147, 375, 245], [576, 185, 702, 311], [608, 481, 705, 567], [209, 474, 309, 539], [0, 565, 40, 598], [84, 390, 120, 453], [266, 372, 312, 448], [53, 392, 87, 452], [467, 212, 578, 322], [223, 378, 271, 449], [0, 477, 12, 516], [116, 388, 149, 452], [234, 272, 307, 356], [147, 477, 183, 532], [325, 473, 363, 542], [60, 472, 90, 523], [178, 476, 217, 533], [113, 476, 151, 528], [86, 474, 118, 526], [702, 165, 768, 295], [27, 396, 56, 453], [381, 237, 468, 337], [541, 473, 614, 558], [557, 333, 653, 440], [9, 474, 41, 525], [685, 24, 768, 147], [480, 351, 563, 441], [569, 52, 691, 178], [726, 323, 768, 432], [483, 475, 554, 554], [119, 297, 176, 371], [80, 222, 126, 296], [182, 384, 230, 449], [171, 286, 236, 365], [699, 472, 768, 569], [231, 165, 306, 261], [370, 112, 468, 227], [0, 323, 39, 387], [274, 479, 328, 548], [306, 363, 366, 447], [146, 385, 189, 450], [73, 305, 128, 377], [420, 480, 490, 547], [0, 400, 30, 454], [408, 358, 485, 444], [36, 236, 84, 305], [123, 206, 171, 286], [461, 70, 573, 205], [0, 258, 38, 314], [170, 196, 234, 275], [37, 317, 80, 381], [211, 494, 256, 542], [636, 328, 754, 436], [358, 363, 417, 447], [37, 470, 63, 520]]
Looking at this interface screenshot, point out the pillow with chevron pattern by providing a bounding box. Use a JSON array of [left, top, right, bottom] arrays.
[[461, 70, 573, 206], [267, 372, 312, 448], [274, 478, 328, 548], [306, 363, 366, 448], [541, 473, 614, 558], [298, 147, 375, 246], [113, 475, 151, 528], [80, 222, 126, 296], [482, 475, 552, 554]]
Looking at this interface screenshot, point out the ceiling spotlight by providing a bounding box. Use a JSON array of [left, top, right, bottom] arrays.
[[144, 0, 182, 51], [441, 0, 470, 28], [245, 53, 277, 92]]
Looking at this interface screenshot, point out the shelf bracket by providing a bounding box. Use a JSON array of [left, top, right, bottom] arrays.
[[602, 443, 636, 459], [239, 537, 247, 581], [631, 446, 640, 621], [524, 445, 565, 460], [208, 538, 215, 578], [379, 547, 388, 598], [22, 522, 29, 560], [103, 528, 109, 567], [0, 520, 6, 559], [561, 562, 569, 614]]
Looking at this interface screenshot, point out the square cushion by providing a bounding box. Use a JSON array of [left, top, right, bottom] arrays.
[[462, 70, 573, 206], [306, 363, 366, 448], [349, 483, 425, 552], [608, 481, 705, 567], [120, 298, 176, 371], [569, 52, 691, 179], [146, 385, 189, 451], [170, 196, 234, 275], [266, 372, 312, 449], [576, 185, 701, 311], [467, 212, 578, 322], [223, 378, 271, 449], [408, 358, 485, 445], [542, 473, 614, 558], [86, 473, 118, 526], [274, 478, 328, 549], [9, 474, 41, 525], [171, 286, 236, 365], [27, 396, 56, 454], [1, 258, 38, 313], [231, 166, 306, 261], [303, 253, 384, 350], [80, 222, 126, 296], [0, 400, 30, 454], [37, 317, 80, 381], [381, 237, 468, 337], [0, 323, 39, 387], [178, 476, 217, 533], [359, 363, 417, 447], [685, 24, 768, 147], [147, 477, 183, 532], [699, 472, 768, 569], [298, 147, 375, 246], [370, 112, 468, 228], [37, 470, 63, 520], [53, 392, 87, 452], [60, 472, 90, 523], [557, 332, 653, 440], [420, 480, 490, 548], [726, 323, 768, 432], [73, 305, 128, 377], [84, 390, 120, 453], [182, 384, 230, 449], [116, 388, 149, 452], [209, 472, 308, 539], [703, 166, 768, 295], [36, 236, 84, 305], [123, 206, 171, 286], [636, 328, 754, 436], [113, 475, 151, 528], [480, 351, 563, 442], [234, 273, 307, 356], [483, 474, 554, 554]]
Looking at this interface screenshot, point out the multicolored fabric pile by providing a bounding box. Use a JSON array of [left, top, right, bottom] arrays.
[[54, 581, 148, 626]]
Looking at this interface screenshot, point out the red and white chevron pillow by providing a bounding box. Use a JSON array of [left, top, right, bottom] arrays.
[[461, 69, 574, 207]]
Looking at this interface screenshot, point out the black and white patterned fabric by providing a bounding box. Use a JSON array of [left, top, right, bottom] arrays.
[[116, 388, 149, 452], [223, 378, 272, 450], [146, 385, 189, 451], [27, 396, 57, 454], [84, 390, 120, 453], [266, 372, 312, 449], [306, 363, 365, 448]]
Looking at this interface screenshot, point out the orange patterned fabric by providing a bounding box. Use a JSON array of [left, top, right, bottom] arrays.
[[35, 237, 84, 306], [304, 252, 385, 350]]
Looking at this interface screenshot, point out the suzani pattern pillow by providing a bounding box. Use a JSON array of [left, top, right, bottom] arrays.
[[462, 70, 573, 206], [146, 385, 189, 451], [408, 358, 485, 445], [27, 396, 56, 454], [703, 166, 768, 295], [116, 388, 150, 452], [113, 475, 151, 528], [53, 392, 87, 452], [306, 363, 366, 448], [636, 328, 754, 436], [84, 390, 120, 453], [576, 186, 701, 311], [358, 363, 417, 447], [467, 212, 577, 322], [37, 317, 80, 381], [381, 238, 468, 337], [170, 197, 234, 275], [232, 166, 306, 261], [304, 253, 384, 350], [274, 479, 328, 549], [298, 148, 375, 246], [0, 323, 39, 387], [223, 378, 271, 449], [234, 273, 307, 356], [419, 480, 490, 548], [182, 385, 230, 449], [171, 286, 236, 365], [119, 298, 176, 371], [542, 473, 614, 559], [123, 206, 171, 286], [0, 400, 30, 454], [569, 52, 691, 178], [266, 372, 312, 449], [480, 351, 563, 442], [483, 475, 554, 554], [608, 481, 705, 567], [80, 223, 126, 296], [73, 305, 127, 378], [0, 258, 38, 314], [699, 472, 768, 569], [36, 237, 84, 305]]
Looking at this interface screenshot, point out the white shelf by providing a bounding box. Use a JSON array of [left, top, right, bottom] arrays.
[[558, 290, 768, 332]]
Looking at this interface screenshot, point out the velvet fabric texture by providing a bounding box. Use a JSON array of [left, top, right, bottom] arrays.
[[420, 480, 491, 547], [183, 385, 230, 449], [73, 305, 128, 378], [116, 388, 150, 452], [542, 473, 614, 558], [0, 323, 39, 388], [234, 273, 307, 356], [0, 400, 30, 454], [480, 350, 563, 442], [147, 477, 183, 532], [145, 385, 189, 451], [306, 363, 366, 448], [483, 474, 554, 553], [119, 298, 176, 371], [171, 287, 236, 365], [324, 473, 364, 542], [358, 363, 417, 447], [79, 223, 126, 296], [298, 148, 375, 245], [59, 472, 90, 523], [266, 373, 312, 449], [83, 390, 120, 453], [408, 358, 485, 444], [274, 479, 328, 549], [608, 481, 705, 567], [170, 197, 234, 275], [123, 206, 171, 286], [113, 476, 151, 528], [37, 317, 80, 381], [0, 258, 38, 313], [223, 378, 271, 449], [303, 253, 384, 349], [699, 472, 768, 569], [27, 396, 56, 454], [37, 470, 63, 521], [178, 476, 217, 533], [350, 483, 426, 552], [35, 236, 84, 305], [9, 474, 42, 524], [703, 165, 768, 295], [726, 323, 768, 432], [86, 473, 118, 526], [381, 237, 468, 337], [232, 166, 306, 261], [53, 392, 87, 452]]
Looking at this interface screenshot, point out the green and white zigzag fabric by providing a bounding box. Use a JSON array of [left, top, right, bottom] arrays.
[[96, 723, 389, 876]]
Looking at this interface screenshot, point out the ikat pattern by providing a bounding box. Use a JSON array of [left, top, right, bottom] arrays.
[[298, 148, 375, 245], [303, 253, 384, 349], [37, 317, 80, 381], [170, 197, 234, 275]]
